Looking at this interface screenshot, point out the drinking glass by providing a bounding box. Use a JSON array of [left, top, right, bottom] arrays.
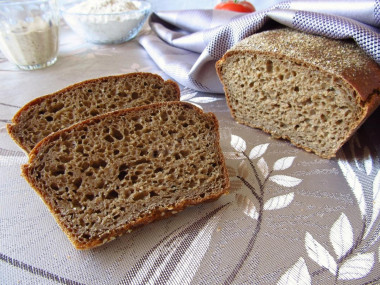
[[0, 0, 60, 70]]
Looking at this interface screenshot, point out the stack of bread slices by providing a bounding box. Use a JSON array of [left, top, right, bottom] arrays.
[[7, 72, 230, 250]]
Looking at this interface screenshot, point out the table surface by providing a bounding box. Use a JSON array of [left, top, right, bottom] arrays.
[[1, 15, 380, 285]]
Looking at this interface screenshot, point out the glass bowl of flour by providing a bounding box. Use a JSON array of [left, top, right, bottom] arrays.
[[60, 0, 151, 44]]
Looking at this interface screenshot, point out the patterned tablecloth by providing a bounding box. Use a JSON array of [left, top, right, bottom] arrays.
[[1, 19, 380, 285]]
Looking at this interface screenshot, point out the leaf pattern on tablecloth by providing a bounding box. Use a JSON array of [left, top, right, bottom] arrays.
[[305, 232, 338, 274], [330, 213, 354, 259], [223, 151, 245, 160], [337, 153, 366, 218], [236, 193, 259, 220], [300, 210, 377, 283], [257, 157, 269, 178], [349, 135, 374, 177], [269, 175, 302, 188], [281, 210, 378, 284], [230, 134, 247, 153], [338, 252, 375, 280], [350, 135, 363, 171], [264, 193, 294, 211], [279, 133, 380, 284], [120, 204, 228, 285], [363, 146, 373, 176], [366, 170, 380, 239], [237, 160, 250, 179], [339, 135, 380, 242], [249, 143, 269, 160], [224, 135, 302, 284], [277, 257, 311, 285], [273, 156, 296, 171]]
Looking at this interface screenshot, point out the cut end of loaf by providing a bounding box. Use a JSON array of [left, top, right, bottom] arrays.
[[7, 72, 180, 153], [216, 29, 380, 159], [218, 53, 365, 158], [22, 102, 229, 249]]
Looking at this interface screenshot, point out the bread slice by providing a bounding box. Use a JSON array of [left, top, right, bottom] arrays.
[[216, 28, 380, 158], [7, 72, 180, 153], [21, 101, 229, 249]]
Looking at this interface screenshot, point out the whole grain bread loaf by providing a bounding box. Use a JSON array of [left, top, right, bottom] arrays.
[[216, 28, 380, 158], [22, 101, 229, 249], [7, 72, 180, 153]]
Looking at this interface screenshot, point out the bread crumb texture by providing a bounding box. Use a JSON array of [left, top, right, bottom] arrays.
[[22, 102, 229, 249], [216, 28, 380, 158], [8, 73, 180, 153]]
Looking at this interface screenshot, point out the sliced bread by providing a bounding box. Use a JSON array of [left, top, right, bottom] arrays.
[[7, 72, 180, 153], [216, 28, 380, 158], [22, 101, 230, 249]]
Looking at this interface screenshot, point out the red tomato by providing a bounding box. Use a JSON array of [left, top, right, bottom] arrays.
[[215, 1, 256, 13]]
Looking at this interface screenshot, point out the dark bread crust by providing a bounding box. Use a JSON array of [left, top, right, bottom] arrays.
[[7, 72, 181, 153], [216, 28, 380, 158], [22, 101, 230, 250]]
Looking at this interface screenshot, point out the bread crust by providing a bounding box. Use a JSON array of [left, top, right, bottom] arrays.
[[7, 72, 181, 153], [22, 101, 230, 250], [216, 28, 380, 158]]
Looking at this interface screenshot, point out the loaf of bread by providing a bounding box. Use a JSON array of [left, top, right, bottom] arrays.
[[7, 72, 180, 153], [22, 101, 229, 249], [216, 28, 380, 158]]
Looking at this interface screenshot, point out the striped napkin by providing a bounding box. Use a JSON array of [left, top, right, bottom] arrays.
[[138, 0, 380, 93]]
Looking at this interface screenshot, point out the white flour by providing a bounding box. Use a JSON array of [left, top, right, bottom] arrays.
[[69, 0, 138, 14], [63, 0, 147, 44]]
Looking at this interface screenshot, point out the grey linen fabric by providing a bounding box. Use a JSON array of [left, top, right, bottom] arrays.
[[138, 0, 380, 93]]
